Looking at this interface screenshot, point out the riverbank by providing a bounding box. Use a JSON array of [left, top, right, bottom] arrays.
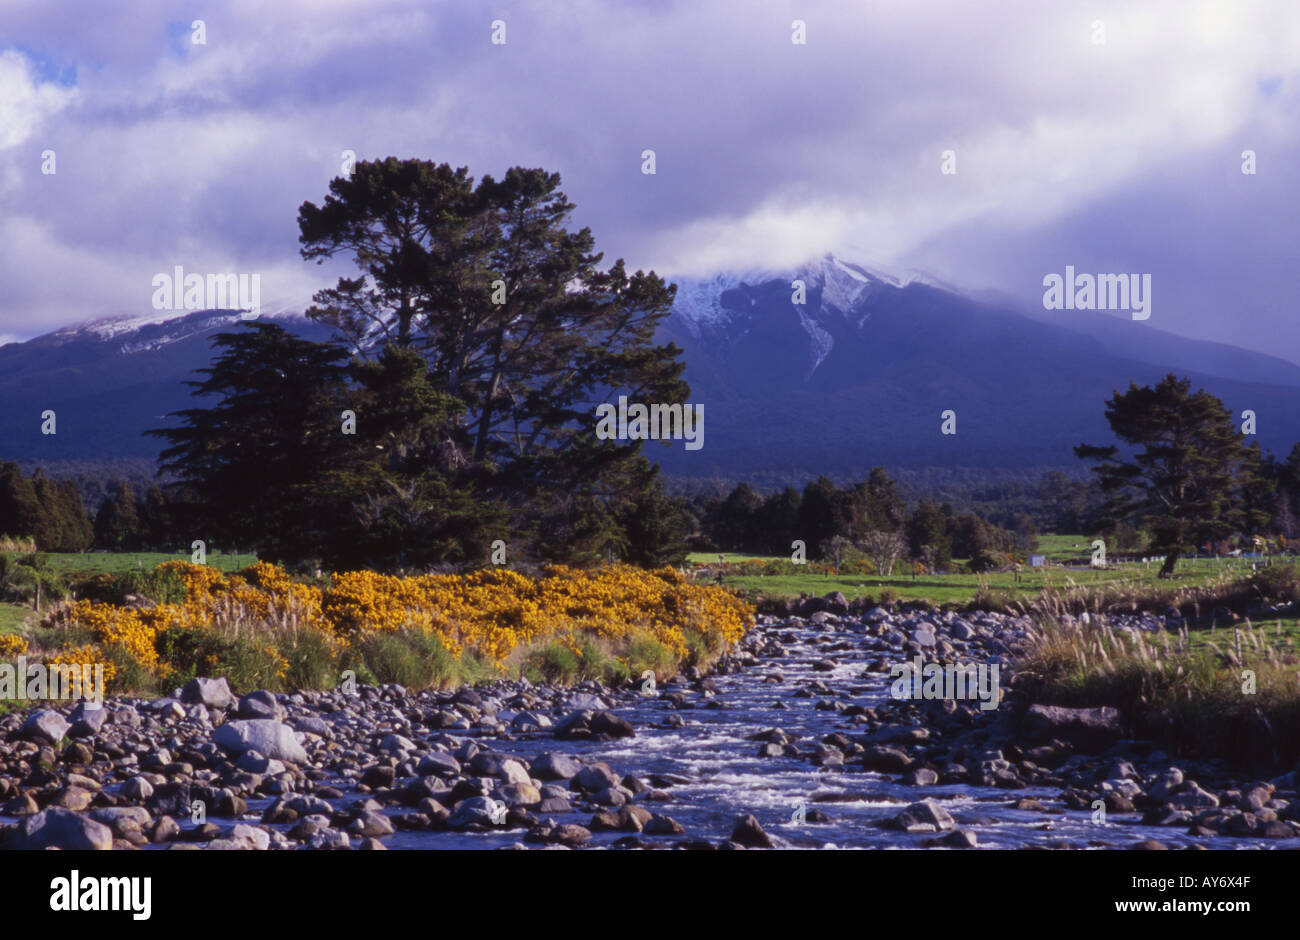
[[2, 604, 1298, 850]]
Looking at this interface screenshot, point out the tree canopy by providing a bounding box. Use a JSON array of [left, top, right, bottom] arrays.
[[1075, 374, 1269, 577]]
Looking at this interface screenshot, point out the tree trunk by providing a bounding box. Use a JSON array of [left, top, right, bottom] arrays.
[[1158, 547, 1181, 579]]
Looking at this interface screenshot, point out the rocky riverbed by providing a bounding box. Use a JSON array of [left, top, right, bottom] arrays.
[[2, 603, 1298, 850]]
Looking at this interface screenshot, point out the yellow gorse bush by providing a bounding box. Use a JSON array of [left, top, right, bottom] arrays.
[[37, 562, 753, 687], [0, 633, 28, 658]]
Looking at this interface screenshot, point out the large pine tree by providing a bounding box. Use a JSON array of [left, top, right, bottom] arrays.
[[1075, 374, 1266, 577], [297, 158, 693, 565]]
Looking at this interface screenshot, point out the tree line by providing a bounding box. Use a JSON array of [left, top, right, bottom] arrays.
[[687, 467, 1035, 572], [0, 463, 180, 553]]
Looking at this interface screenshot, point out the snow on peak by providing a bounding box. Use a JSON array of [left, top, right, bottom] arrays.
[[669, 253, 944, 326]]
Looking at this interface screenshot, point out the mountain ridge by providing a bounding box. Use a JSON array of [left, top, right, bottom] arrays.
[[1, 256, 1296, 479]]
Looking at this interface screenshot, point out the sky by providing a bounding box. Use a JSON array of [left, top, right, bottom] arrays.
[[1, 0, 1298, 361]]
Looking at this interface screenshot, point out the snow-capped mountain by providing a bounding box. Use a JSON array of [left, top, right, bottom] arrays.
[[0, 307, 334, 460], [653, 254, 1300, 478], [2, 258, 1300, 480], [668, 254, 946, 380]]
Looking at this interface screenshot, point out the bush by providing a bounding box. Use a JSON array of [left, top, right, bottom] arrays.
[[34, 560, 754, 694], [346, 629, 459, 691]]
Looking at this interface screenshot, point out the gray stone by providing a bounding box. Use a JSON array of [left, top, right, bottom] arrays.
[[1168, 782, 1220, 810], [531, 752, 581, 781], [235, 750, 285, 775], [447, 796, 507, 829], [213, 719, 309, 764], [236, 690, 284, 721], [572, 762, 620, 793], [218, 824, 271, 850], [16, 807, 113, 850], [122, 776, 154, 801], [417, 752, 461, 777], [68, 701, 109, 737], [1148, 768, 1184, 801], [892, 800, 955, 833], [347, 811, 394, 838], [19, 709, 69, 745], [730, 814, 773, 848], [377, 733, 416, 753], [1022, 704, 1122, 753], [181, 677, 234, 710], [293, 716, 333, 739]]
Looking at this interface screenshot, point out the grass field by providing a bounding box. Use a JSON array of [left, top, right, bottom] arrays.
[[687, 537, 1283, 608], [0, 603, 32, 635], [33, 551, 254, 576]]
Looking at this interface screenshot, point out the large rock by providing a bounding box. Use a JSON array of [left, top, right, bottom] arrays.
[[468, 751, 530, 784], [181, 677, 234, 710], [147, 782, 192, 817], [213, 719, 309, 764], [1168, 781, 1220, 811], [1022, 704, 1122, 753], [68, 701, 109, 738], [237, 690, 284, 721], [16, 807, 113, 850], [447, 797, 507, 829], [19, 709, 69, 745], [531, 752, 582, 781], [730, 814, 774, 848], [589, 711, 635, 738], [417, 752, 461, 777], [1148, 768, 1185, 801], [891, 800, 955, 833], [571, 763, 620, 793]]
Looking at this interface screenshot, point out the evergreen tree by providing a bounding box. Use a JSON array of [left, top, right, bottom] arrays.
[[299, 159, 691, 551], [137, 486, 175, 552], [617, 473, 691, 567], [906, 499, 953, 569], [319, 343, 498, 570], [705, 483, 763, 551], [93, 482, 140, 550], [1076, 374, 1264, 577], [797, 476, 840, 559], [149, 324, 352, 563], [0, 463, 46, 545], [756, 486, 802, 555]]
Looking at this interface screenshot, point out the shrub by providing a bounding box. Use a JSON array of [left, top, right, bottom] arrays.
[[32, 561, 753, 694]]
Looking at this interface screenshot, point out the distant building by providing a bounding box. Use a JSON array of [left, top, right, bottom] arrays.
[[1029, 554, 1045, 567]]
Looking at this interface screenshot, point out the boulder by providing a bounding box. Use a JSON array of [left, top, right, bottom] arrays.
[[181, 677, 234, 710], [213, 719, 309, 764], [19, 709, 69, 746], [68, 701, 109, 738], [16, 807, 113, 850], [730, 814, 773, 848], [530, 752, 581, 781], [1022, 704, 1121, 753], [236, 690, 284, 721], [891, 800, 955, 833]]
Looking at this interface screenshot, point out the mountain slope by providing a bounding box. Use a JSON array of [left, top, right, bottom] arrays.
[[652, 255, 1300, 478], [1, 258, 1296, 482], [0, 310, 335, 460]]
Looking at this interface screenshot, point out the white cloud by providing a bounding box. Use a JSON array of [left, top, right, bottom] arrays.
[[1, 0, 1299, 355], [0, 49, 76, 149]]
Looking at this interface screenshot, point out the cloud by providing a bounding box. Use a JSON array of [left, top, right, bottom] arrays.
[[0, 0, 1297, 364], [0, 48, 76, 149]]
